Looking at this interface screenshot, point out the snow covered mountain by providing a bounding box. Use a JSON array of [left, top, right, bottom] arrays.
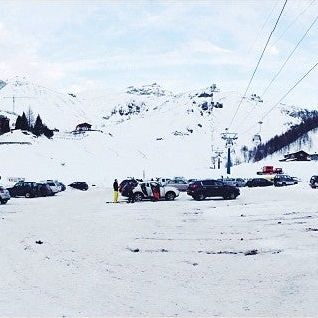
[[0, 77, 90, 131], [0, 78, 317, 185]]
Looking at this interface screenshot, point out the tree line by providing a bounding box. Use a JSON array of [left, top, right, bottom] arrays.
[[248, 110, 318, 162], [0, 109, 54, 138]]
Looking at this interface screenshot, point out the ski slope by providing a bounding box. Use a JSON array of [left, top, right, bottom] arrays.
[[0, 79, 317, 185]]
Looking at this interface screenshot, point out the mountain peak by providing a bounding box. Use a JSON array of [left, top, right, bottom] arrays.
[[126, 83, 171, 97]]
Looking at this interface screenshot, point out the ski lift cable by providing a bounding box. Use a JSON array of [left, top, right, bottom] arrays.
[[231, 95, 263, 132], [247, 0, 280, 54], [240, 61, 318, 136], [232, 12, 316, 132], [228, 0, 288, 130], [261, 15, 318, 97], [261, 61, 318, 120], [236, 14, 317, 128], [269, 0, 316, 49]]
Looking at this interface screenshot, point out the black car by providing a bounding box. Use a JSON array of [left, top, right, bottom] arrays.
[[8, 181, 53, 198], [119, 179, 139, 196], [187, 179, 240, 200], [68, 182, 89, 191], [37, 183, 54, 196], [246, 178, 273, 187], [310, 175, 318, 188], [58, 182, 66, 191]]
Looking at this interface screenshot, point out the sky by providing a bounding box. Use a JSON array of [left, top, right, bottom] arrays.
[[0, 0, 317, 107]]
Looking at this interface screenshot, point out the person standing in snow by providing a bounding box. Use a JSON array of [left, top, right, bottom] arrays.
[[113, 179, 119, 203], [151, 182, 160, 201], [127, 181, 135, 203]]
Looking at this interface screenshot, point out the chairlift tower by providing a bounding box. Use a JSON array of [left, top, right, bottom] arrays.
[[221, 130, 238, 175]]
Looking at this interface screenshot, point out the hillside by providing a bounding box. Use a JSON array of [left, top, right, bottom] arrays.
[[0, 79, 317, 184], [0, 77, 90, 131]]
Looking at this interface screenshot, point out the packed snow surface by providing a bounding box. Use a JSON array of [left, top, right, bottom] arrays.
[[1, 185, 318, 316]]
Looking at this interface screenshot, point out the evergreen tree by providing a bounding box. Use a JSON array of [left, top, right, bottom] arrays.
[[0, 116, 10, 134], [20, 112, 29, 130], [43, 125, 54, 138], [3, 118, 10, 134], [33, 114, 44, 136], [15, 115, 22, 130]]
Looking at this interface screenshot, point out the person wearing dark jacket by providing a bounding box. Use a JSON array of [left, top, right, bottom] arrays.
[[127, 182, 135, 203], [113, 179, 119, 203]]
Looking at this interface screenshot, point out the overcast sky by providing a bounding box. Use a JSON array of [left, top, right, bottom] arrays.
[[0, 0, 317, 106]]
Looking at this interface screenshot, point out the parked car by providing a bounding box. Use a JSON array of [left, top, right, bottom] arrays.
[[41, 180, 61, 193], [166, 178, 189, 191], [0, 186, 10, 204], [246, 178, 273, 187], [218, 177, 247, 187], [119, 179, 140, 196], [122, 181, 179, 201], [309, 175, 318, 188], [155, 178, 171, 185], [274, 174, 298, 187], [187, 179, 240, 200], [36, 183, 54, 197], [8, 181, 53, 198], [57, 181, 66, 191], [68, 182, 89, 191]]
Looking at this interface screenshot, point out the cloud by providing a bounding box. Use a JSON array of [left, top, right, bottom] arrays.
[[0, 0, 315, 107]]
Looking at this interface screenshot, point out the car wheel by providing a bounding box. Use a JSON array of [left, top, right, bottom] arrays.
[[25, 192, 32, 198], [0, 199, 7, 204], [194, 193, 205, 201], [282, 182, 286, 187], [223, 192, 236, 200], [165, 191, 176, 201], [134, 192, 144, 202]]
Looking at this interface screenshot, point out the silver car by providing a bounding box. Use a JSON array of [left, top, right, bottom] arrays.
[[0, 186, 11, 204], [166, 179, 189, 191], [219, 178, 247, 187]]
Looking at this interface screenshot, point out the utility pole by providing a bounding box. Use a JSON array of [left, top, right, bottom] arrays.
[[2, 96, 34, 113], [209, 84, 223, 169], [221, 130, 238, 175]]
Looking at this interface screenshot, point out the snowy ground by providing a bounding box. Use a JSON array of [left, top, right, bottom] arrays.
[[1, 185, 318, 316]]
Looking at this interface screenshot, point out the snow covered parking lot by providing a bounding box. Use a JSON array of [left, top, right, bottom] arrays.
[[1, 185, 318, 316]]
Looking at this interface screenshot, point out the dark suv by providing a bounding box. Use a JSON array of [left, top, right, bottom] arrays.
[[310, 176, 318, 188], [8, 182, 53, 198], [119, 179, 140, 196], [68, 182, 89, 191], [187, 179, 240, 200], [274, 174, 297, 187], [246, 178, 273, 187]]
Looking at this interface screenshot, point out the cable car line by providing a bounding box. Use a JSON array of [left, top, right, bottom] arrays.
[[261, 15, 318, 97], [228, 0, 288, 130]]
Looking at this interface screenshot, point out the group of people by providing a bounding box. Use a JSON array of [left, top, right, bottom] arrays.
[[112, 179, 161, 203], [112, 179, 135, 203]]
